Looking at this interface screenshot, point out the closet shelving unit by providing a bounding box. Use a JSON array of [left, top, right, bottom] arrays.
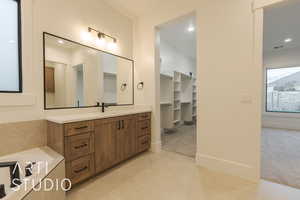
[[160, 73, 174, 129], [160, 71, 196, 131], [180, 73, 193, 122], [192, 78, 197, 119], [173, 72, 182, 125]]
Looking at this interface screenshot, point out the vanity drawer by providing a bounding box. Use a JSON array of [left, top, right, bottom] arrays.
[[137, 112, 151, 121], [64, 121, 94, 136], [137, 135, 151, 153], [65, 132, 94, 161], [66, 154, 95, 185], [137, 120, 151, 137]]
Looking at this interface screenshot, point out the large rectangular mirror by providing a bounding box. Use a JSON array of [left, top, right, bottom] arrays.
[[43, 33, 134, 109]]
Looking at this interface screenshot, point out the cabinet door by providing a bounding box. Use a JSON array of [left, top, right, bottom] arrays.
[[94, 118, 119, 173], [116, 116, 136, 162]]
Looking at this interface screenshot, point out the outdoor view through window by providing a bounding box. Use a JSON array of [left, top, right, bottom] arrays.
[[267, 67, 300, 113]]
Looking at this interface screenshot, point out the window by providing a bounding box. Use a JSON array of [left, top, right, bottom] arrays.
[[266, 67, 300, 113], [0, 0, 22, 93]]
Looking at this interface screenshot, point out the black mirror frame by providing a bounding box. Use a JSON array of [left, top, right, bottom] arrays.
[[43, 32, 134, 110]]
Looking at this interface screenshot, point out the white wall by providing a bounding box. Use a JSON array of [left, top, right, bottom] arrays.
[[0, 0, 133, 123], [160, 40, 196, 77], [263, 47, 300, 130], [133, 0, 262, 181]]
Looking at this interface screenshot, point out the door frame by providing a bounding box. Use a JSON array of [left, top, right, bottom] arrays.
[[155, 12, 198, 157], [252, 0, 289, 179]]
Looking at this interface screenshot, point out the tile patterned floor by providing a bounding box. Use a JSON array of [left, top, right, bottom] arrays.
[[67, 151, 300, 200], [161, 124, 196, 157]]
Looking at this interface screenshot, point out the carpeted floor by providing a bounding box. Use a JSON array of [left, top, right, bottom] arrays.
[[161, 124, 196, 158], [261, 128, 300, 189]]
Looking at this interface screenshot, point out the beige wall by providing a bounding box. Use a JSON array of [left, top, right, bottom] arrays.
[[0, 0, 133, 124], [132, 0, 269, 181], [0, 120, 46, 156]]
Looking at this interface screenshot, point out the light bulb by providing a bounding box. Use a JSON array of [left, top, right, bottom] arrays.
[[81, 30, 92, 42], [96, 38, 106, 46], [108, 41, 117, 51], [284, 38, 293, 43], [58, 40, 64, 44], [188, 26, 195, 32], [96, 33, 106, 46]]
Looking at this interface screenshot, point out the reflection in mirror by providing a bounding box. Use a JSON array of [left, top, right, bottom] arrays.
[[44, 33, 134, 109]]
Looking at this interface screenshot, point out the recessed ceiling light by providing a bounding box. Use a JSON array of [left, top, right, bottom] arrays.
[[58, 40, 64, 44], [188, 26, 195, 32], [284, 38, 293, 43]]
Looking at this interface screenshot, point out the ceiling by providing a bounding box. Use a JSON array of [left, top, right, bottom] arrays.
[[159, 15, 196, 60], [264, 0, 300, 52]]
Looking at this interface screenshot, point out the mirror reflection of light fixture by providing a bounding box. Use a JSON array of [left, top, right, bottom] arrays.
[[58, 40, 64, 44]]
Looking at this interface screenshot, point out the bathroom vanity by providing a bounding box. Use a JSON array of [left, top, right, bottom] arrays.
[[46, 109, 151, 186]]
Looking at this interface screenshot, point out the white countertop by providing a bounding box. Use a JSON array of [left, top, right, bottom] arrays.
[[46, 106, 152, 124], [0, 147, 64, 200]]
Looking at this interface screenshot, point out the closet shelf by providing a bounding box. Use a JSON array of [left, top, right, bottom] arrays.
[[181, 101, 191, 104], [160, 102, 172, 105]]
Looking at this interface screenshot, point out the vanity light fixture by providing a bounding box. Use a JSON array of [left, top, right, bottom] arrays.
[[88, 27, 118, 49]]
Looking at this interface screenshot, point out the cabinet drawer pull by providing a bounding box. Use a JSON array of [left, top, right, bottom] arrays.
[[141, 141, 148, 145], [117, 121, 121, 130], [141, 126, 148, 130], [74, 143, 88, 149], [121, 120, 124, 129], [75, 126, 88, 130], [74, 166, 88, 173]]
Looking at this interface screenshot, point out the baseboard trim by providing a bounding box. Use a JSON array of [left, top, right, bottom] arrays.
[[150, 140, 162, 153], [262, 117, 300, 131], [196, 153, 259, 182]]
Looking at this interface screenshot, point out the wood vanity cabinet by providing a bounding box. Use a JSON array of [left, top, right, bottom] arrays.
[[47, 112, 151, 187]]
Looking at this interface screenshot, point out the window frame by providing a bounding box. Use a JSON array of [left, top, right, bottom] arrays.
[[0, 0, 22, 93], [265, 66, 300, 114]]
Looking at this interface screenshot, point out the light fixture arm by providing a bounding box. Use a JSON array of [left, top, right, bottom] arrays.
[[88, 27, 117, 42]]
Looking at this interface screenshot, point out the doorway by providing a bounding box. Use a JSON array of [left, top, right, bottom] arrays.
[[157, 13, 197, 158], [74, 64, 84, 107], [261, 0, 300, 189]]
